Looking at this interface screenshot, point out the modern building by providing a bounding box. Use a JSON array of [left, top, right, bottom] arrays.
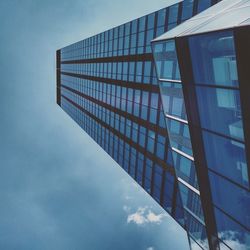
[[56, 0, 250, 249]]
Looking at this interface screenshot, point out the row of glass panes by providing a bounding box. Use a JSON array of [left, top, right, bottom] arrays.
[[60, 60, 158, 84], [60, 2, 183, 59], [163, 90, 207, 246], [61, 75, 159, 108], [60, 0, 213, 61], [61, 85, 200, 220], [61, 83, 161, 127], [188, 31, 250, 242], [61, 75, 160, 109], [61, 87, 166, 160], [61, 96, 176, 214], [61, 95, 165, 208], [152, 37, 208, 248], [61, 86, 163, 156]]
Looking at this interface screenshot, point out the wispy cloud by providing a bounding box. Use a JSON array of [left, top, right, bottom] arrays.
[[126, 206, 167, 225], [146, 247, 155, 250], [218, 231, 247, 250], [190, 231, 247, 250]]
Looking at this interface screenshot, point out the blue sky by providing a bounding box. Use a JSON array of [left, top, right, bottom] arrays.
[[0, 0, 189, 249]]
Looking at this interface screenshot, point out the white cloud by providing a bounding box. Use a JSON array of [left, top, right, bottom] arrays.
[[218, 231, 249, 250], [146, 210, 166, 224], [126, 207, 167, 225], [127, 207, 147, 225], [147, 247, 154, 250], [190, 231, 249, 250]]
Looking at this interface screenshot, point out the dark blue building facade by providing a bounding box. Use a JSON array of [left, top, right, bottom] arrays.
[[56, 0, 249, 249]]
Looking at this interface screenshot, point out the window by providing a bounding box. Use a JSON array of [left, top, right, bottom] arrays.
[[203, 130, 248, 188], [167, 118, 192, 156], [156, 135, 165, 160], [178, 182, 204, 221], [131, 19, 137, 34], [157, 9, 166, 27], [138, 32, 145, 47], [125, 22, 130, 36], [147, 13, 155, 30], [160, 82, 186, 120], [147, 130, 155, 153], [150, 93, 158, 109], [209, 171, 250, 229], [197, 0, 211, 13], [145, 159, 153, 192], [189, 31, 239, 87], [139, 132, 146, 148], [214, 207, 249, 250], [153, 40, 181, 81], [196, 87, 244, 141], [149, 108, 157, 124], [181, 0, 194, 21], [168, 4, 179, 25], [146, 29, 154, 46], [139, 16, 146, 32]]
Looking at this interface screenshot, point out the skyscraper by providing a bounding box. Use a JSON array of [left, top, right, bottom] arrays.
[[56, 0, 250, 249]]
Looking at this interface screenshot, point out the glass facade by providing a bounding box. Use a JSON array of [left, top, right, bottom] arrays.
[[153, 38, 208, 249], [56, 0, 250, 249], [152, 1, 250, 249], [57, 3, 198, 247]]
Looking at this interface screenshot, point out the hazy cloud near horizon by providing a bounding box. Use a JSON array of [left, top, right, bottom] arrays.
[[0, 0, 189, 249]]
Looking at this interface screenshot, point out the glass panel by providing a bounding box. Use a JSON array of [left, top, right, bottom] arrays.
[[167, 118, 193, 156], [172, 151, 198, 189], [147, 13, 155, 30], [154, 165, 163, 188], [160, 82, 187, 120], [197, 0, 211, 13], [196, 86, 244, 141], [203, 130, 248, 188], [214, 207, 250, 250], [153, 40, 181, 81], [168, 4, 179, 25], [139, 16, 146, 32], [157, 8, 166, 27], [186, 213, 209, 249], [209, 171, 250, 229], [189, 31, 239, 87], [182, 0, 194, 21], [190, 237, 203, 250], [179, 182, 204, 221]]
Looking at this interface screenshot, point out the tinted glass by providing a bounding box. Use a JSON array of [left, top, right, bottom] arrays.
[[209, 171, 250, 229], [181, 0, 194, 21], [203, 130, 248, 188], [189, 31, 239, 87], [214, 207, 250, 250], [196, 86, 244, 141]]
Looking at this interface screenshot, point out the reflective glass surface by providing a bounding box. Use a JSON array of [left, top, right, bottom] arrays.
[[167, 118, 192, 156], [214, 207, 250, 250], [160, 82, 187, 120], [181, 0, 194, 21], [59, 1, 220, 249], [153, 40, 181, 81], [209, 171, 250, 229], [189, 31, 239, 87], [179, 182, 204, 221], [172, 151, 198, 189], [203, 130, 248, 188], [196, 86, 244, 141], [197, 0, 211, 13]]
